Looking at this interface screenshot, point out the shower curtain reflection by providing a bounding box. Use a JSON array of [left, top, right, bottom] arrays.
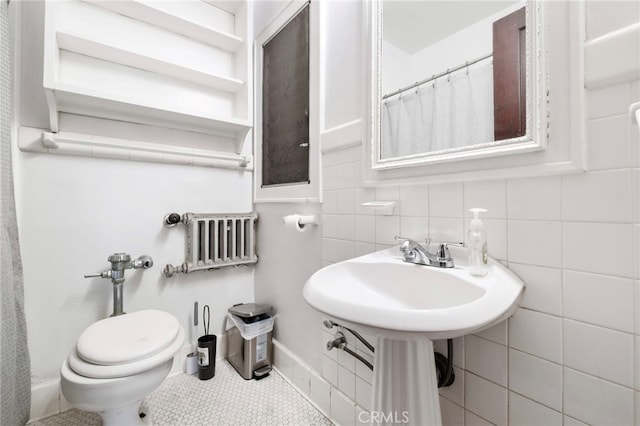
[[381, 61, 494, 160]]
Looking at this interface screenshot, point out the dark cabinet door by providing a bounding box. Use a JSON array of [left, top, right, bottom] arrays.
[[493, 6, 526, 141]]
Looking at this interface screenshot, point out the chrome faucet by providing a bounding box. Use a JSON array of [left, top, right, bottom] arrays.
[[394, 236, 463, 268]]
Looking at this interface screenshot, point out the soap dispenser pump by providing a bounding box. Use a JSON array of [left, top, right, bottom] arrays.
[[467, 208, 488, 277]]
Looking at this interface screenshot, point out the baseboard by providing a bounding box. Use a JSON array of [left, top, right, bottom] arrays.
[[28, 379, 63, 424]]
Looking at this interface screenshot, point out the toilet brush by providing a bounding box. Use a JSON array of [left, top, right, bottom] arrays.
[[185, 301, 198, 375]]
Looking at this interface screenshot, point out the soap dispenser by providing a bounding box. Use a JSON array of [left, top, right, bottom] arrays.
[[467, 208, 488, 277]]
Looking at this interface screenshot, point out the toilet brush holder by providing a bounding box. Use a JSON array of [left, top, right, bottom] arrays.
[[197, 335, 216, 380], [185, 352, 198, 375]]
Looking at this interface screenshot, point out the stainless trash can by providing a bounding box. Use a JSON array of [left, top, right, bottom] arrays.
[[226, 303, 274, 380]]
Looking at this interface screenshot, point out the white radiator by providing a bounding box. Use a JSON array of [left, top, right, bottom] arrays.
[[163, 212, 258, 277]]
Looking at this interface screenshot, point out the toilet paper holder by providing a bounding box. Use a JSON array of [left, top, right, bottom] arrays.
[[283, 214, 318, 230]]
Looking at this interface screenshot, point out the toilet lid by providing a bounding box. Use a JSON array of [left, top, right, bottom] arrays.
[[76, 310, 180, 366]]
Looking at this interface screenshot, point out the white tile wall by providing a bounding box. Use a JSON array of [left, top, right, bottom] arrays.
[[439, 396, 464, 426], [563, 319, 634, 387], [430, 183, 464, 217], [508, 392, 562, 426], [562, 169, 633, 222], [508, 349, 562, 411], [563, 222, 634, 277], [338, 365, 356, 400], [508, 220, 562, 268], [465, 411, 494, 426], [563, 270, 634, 332], [464, 372, 508, 425], [331, 389, 356, 426], [322, 355, 338, 387], [430, 217, 465, 242], [463, 180, 507, 219], [563, 415, 589, 426], [508, 263, 562, 316], [475, 219, 507, 260], [585, 82, 631, 119], [508, 309, 562, 363], [399, 216, 429, 240], [507, 176, 562, 221], [564, 368, 634, 426], [317, 15, 640, 425], [473, 320, 507, 346], [464, 335, 507, 387], [310, 370, 331, 416], [399, 185, 429, 216], [293, 362, 311, 397], [585, 115, 634, 170], [438, 366, 465, 407], [355, 377, 371, 411]]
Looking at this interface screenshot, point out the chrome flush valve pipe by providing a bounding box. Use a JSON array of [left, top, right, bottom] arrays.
[[84, 253, 154, 317]]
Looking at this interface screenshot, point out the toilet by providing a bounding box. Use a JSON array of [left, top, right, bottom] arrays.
[[61, 309, 185, 425]]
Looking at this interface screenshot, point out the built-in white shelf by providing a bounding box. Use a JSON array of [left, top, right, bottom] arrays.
[[41, 0, 253, 167], [48, 83, 251, 138], [204, 0, 244, 15], [56, 31, 245, 94], [82, 0, 244, 52]]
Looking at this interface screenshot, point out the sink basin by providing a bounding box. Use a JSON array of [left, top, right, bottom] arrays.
[[303, 246, 524, 425], [304, 246, 524, 339]]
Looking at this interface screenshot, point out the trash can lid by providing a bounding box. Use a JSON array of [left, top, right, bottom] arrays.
[[228, 303, 272, 318]]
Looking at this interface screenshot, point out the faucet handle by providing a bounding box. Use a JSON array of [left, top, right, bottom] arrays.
[[84, 271, 111, 279], [394, 235, 412, 251], [435, 241, 464, 260], [441, 241, 464, 247], [394, 235, 411, 242], [394, 236, 420, 260]]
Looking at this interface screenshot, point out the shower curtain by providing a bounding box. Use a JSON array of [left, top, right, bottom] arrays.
[[382, 61, 495, 159], [0, 1, 31, 425]]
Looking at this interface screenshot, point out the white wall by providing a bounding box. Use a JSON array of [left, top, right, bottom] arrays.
[[383, 2, 524, 95], [252, 0, 325, 373], [323, 0, 362, 130], [319, 1, 640, 425], [253, 203, 323, 371], [14, 1, 255, 393], [381, 41, 410, 94]]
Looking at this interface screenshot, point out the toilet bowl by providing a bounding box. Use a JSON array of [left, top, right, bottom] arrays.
[[61, 310, 185, 426]]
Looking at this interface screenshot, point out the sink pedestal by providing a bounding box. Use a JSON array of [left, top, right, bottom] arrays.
[[372, 336, 441, 426]]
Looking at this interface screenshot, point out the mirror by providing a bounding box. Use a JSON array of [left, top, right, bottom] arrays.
[[370, 0, 548, 170]]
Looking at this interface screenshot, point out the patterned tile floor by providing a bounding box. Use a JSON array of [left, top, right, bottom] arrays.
[[32, 362, 333, 426]]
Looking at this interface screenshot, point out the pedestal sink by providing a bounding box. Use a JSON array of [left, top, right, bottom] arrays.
[[303, 246, 524, 425]]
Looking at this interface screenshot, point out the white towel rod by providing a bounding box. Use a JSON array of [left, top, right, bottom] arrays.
[[18, 130, 253, 171]]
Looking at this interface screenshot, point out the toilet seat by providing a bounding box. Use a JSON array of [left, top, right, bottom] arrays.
[[68, 310, 185, 379], [77, 310, 180, 366]]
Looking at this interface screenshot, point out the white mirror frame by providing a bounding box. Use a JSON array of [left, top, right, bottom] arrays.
[[363, 1, 586, 185]]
